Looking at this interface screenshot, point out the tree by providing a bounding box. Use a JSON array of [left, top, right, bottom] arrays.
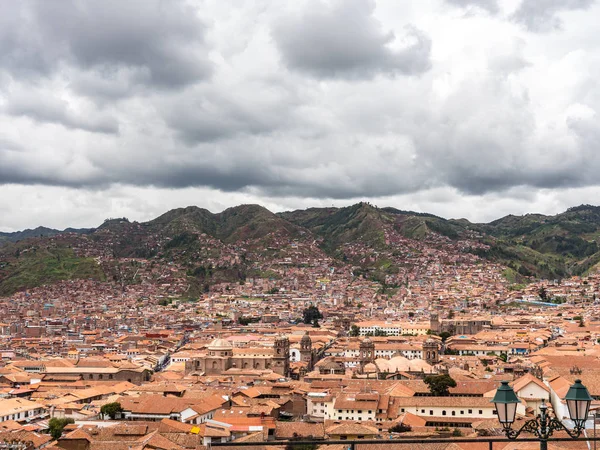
[[424, 374, 457, 397], [285, 443, 318, 450], [312, 318, 320, 328], [389, 423, 412, 433], [285, 434, 318, 450], [538, 286, 548, 301], [238, 316, 258, 326], [303, 305, 323, 324], [349, 325, 360, 337], [439, 331, 452, 342], [48, 418, 74, 440], [101, 402, 124, 419]]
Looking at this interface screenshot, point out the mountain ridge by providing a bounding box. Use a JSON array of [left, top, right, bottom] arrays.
[[2, 203, 600, 296]]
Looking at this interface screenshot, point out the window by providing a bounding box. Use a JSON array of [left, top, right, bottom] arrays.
[[442, 410, 447, 416], [479, 410, 483, 415], [430, 410, 433, 415], [452, 411, 456, 416], [421, 409, 425, 413], [468, 409, 472, 414], [460, 411, 464, 415]]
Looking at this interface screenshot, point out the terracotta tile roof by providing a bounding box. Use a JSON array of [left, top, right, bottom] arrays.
[[157, 418, 194, 433], [137, 430, 185, 450], [118, 394, 223, 416], [196, 423, 231, 438], [0, 420, 23, 431], [158, 433, 202, 447], [212, 412, 276, 431], [62, 428, 93, 441], [333, 394, 379, 410], [393, 396, 495, 408], [397, 411, 427, 427], [0, 430, 53, 448], [274, 421, 325, 439], [511, 373, 549, 394], [325, 422, 379, 436]]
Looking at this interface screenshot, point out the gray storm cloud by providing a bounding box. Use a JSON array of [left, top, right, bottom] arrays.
[[511, 0, 596, 32], [0, 0, 599, 205], [0, 0, 211, 89], [445, 0, 500, 14], [272, 0, 432, 79]]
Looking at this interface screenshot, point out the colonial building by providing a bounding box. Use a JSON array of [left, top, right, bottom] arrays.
[[184, 336, 290, 377], [430, 313, 491, 335]]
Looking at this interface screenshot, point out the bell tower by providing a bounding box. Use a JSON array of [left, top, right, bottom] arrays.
[[423, 338, 440, 365], [430, 313, 441, 333], [359, 337, 375, 372], [274, 335, 290, 377], [300, 332, 313, 370]]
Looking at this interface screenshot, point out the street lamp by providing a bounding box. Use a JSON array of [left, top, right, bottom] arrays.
[[565, 379, 593, 429], [492, 379, 593, 450]]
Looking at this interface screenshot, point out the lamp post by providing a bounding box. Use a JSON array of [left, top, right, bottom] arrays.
[[492, 379, 593, 450]]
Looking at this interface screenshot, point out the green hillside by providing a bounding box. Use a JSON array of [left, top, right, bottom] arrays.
[[470, 205, 600, 279], [149, 204, 301, 243], [3, 203, 600, 295], [279, 202, 392, 253], [0, 246, 105, 296]]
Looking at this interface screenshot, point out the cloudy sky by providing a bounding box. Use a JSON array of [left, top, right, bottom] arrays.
[[1, 0, 600, 231]]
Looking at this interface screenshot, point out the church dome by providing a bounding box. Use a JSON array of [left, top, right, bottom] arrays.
[[208, 338, 233, 351], [364, 362, 378, 373]]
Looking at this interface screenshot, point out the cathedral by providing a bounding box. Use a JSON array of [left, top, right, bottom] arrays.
[[184, 336, 290, 377], [357, 337, 440, 379]]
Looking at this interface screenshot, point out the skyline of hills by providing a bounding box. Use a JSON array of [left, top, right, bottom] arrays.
[[2, 202, 600, 296], [2, 202, 598, 238]]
